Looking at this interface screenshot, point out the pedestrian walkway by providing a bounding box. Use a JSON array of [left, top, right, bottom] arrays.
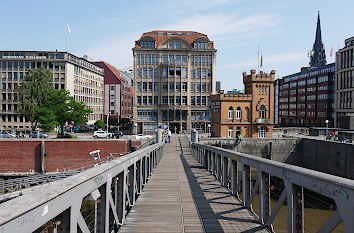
[[119, 136, 268, 232]]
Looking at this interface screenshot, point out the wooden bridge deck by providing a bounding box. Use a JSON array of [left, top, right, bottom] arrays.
[[119, 136, 268, 233]]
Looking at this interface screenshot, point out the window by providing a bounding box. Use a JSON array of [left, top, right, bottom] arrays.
[[169, 68, 174, 77], [162, 82, 168, 91], [154, 96, 158, 105], [175, 41, 181, 48], [258, 127, 266, 138], [228, 106, 234, 120], [162, 96, 168, 105], [191, 96, 195, 105], [169, 96, 174, 105], [169, 41, 175, 48], [182, 96, 187, 105], [154, 82, 158, 91], [182, 82, 187, 92], [169, 82, 174, 91], [236, 107, 241, 120], [176, 96, 181, 105], [228, 127, 234, 138], [259, 105, 266, 119], [191, 82, 195, 92], [137, 96, 141, 105]]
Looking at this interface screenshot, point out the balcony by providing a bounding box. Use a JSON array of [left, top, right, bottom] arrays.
[[255, 118, 271, 124]]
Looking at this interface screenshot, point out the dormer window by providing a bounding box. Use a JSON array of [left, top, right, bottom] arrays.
[[186, 32, 192, 36], [157, 32, 164, 36], [177, 32, 182, 35], [168, 41, 181, 49], [167, 32, 173, 36], [140, 40, 156, 48], [193, 39, 209, 49]]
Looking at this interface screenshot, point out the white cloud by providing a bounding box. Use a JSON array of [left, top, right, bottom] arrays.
[[161, 13, 281, 38]]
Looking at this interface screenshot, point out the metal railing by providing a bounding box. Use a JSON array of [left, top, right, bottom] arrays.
[[0, 142, 164, 233], [190, 142, 354, 233]]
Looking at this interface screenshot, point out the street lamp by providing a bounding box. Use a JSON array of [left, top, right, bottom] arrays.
[[325, 119, 329, 140], [134, 123, 138, 137], [106, 112, 110, 139], [208, 124, 211, 138]]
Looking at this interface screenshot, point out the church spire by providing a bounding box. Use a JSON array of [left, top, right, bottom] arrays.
[[310, 11, 327, 67]]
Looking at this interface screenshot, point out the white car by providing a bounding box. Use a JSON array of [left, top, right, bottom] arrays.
[[93, 131, 113, 138], [135, 134, 153, 140]]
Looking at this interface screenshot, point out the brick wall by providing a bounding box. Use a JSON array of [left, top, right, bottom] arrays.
[[0, 140, 127, 174]]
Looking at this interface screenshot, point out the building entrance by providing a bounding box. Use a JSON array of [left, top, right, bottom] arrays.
[[169, 123, 180, 134]]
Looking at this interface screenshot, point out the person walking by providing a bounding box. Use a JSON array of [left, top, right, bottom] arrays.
[[168, 129, 171, 143]]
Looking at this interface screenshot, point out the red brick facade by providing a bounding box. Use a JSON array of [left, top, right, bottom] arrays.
[[0, 140, 127, 174]]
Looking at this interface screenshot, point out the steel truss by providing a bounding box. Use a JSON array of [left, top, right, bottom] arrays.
[[191, 141, 354, 233], [0, 142, 164, 233]]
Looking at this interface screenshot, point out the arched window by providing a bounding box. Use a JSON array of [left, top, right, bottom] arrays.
[[228, 106, 234, 120], [228, 127, 234, 138], [259, 105, 266, 119], [236, 106, 241, 120], [258, 127, 266, 138]]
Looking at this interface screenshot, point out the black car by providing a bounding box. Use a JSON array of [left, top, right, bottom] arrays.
[[112, 130, 123, 138]]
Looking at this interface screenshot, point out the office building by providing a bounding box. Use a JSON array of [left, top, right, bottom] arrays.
[[334, 36, 354, 128], [133, 31, 216, 133], [0, 51, 104, 130], [211, 70, 274, 138], [275, 12, 335, 127], [94, 62, 133, 120]]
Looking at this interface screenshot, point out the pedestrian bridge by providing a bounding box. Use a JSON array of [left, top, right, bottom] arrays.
[[0, 135, 354, 233]]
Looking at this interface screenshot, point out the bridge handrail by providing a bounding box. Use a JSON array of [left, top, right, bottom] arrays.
[[191, 142, 354, 232], [0, 142, 164, 233]]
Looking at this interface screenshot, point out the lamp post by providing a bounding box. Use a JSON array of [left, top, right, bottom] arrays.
[[325, 119, 329, 140], [134, 123, 138, 137], [106, 112, 110, 139], [208, 124, 211, 138]]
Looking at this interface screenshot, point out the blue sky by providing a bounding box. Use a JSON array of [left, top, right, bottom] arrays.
[[0, 0, 353, 90]]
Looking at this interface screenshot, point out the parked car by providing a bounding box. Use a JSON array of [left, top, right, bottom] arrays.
[[112, 130, 123, 139], [29, 131, 48, 138], [93, 131, 113, 138], [134, 134, 153, 140], [65, 127, 81, 133], [57, 132, 73, 138]]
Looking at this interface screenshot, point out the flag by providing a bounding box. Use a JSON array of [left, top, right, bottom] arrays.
[[330, 46, 333, 58], [260, 54, 263, 67], [67, 24, 71, 35]]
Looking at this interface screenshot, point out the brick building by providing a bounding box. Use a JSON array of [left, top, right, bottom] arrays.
[[277, 64, 335, 127], [94, 62, 133, 120], [211, 70, 274, 138], [133, 31, 216, 134]]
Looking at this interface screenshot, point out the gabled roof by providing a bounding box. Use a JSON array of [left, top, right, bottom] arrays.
[[134, 30, 214, 49], [93, 61, 127, 85]]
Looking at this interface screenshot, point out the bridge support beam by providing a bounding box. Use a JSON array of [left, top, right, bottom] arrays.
[[242, 164, 251, 208]]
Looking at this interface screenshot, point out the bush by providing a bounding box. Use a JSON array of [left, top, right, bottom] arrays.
[[94, 120, 105, 129]]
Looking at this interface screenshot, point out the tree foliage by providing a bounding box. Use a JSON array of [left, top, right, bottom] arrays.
[[17, 68, 53, 130], [36, 90, 92, 135], [94, 120, 105, 129]]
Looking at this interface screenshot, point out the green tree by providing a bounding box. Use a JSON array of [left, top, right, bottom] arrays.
[[94, 120, 105, 129], [108, 118, 118, 126], [18, 68, 54, 130], [36, 90, 92, 136]]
